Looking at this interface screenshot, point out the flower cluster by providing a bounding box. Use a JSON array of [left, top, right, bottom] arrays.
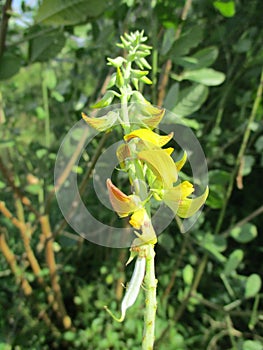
[[107, 127, 208, 231], [82, 31, 209, 326]]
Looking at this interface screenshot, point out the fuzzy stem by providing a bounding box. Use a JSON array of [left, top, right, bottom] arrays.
[[142, 244, 157, 350]]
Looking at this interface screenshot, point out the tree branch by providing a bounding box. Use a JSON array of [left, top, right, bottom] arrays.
[[0, 0, 12, 57]]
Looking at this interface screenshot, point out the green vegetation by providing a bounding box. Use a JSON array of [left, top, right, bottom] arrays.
[[0, 1, 262, 349]]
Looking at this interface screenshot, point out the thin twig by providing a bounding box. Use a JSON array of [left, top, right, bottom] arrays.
[[0, 230, 32, 295], [221, 205, 263, 237], [40, 215, 72, 330], [215, 67, 263, 235], [0, 156, 40, 217]]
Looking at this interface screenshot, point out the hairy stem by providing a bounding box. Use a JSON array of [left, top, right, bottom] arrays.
[[142, 244, 157, 350]]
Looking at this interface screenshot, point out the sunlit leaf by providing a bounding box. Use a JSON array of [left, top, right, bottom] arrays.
[[183, 264, 194, 285], [182, 68, 225, 86], [245, 274, 261, 298], [213, 1, 235, 17], [35, 0, 107, 25], [243, 340, 263, 350]]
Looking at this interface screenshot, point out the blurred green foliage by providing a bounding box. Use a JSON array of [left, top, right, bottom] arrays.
[[0, 0, 262, 349]]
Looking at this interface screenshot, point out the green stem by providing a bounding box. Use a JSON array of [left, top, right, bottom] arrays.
[[142, 244, 157, 350]]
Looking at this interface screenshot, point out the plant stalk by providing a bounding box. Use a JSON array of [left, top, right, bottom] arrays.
[[142, 244, 157, 350]]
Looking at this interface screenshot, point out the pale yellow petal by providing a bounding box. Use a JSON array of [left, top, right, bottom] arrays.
[[124, 129, 173, 147], [138, 149, 178, 188], [175, 151, 187, 171], [176, 186, 209, 218]]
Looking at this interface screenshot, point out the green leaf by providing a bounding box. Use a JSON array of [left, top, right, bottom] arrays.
[[245, 274, 262, 298], [25, 184, 42, 195], [161, 27, 176, 55], [192, 46, 219, 68], [213, 1, 236, 17], [230, 223, 258, 243], [170, 25, 204, 57], [243, 340, 263, 350], [200, 233, 227, 263], [164, 83, 179, 110], [174, 46, 219, 70], [0, 53, 21, 80], [242, 155, 255, 176], [183, 264, 194, 285], [206, 170, 230, 209], [255, 135, 263, 152], [224, 249, 243, 276], [35, 0, 107, 25], [107, 56, 126, 68], [91, 90, 117, 108], [0, 140, 15, 148], [29, 30, 66, 62], [0, 343, 12, 350], [0, 181, 6, 189], [170, 84, 209, 117], [182, 68, 225, 86], [51, 90, 64, 102], [43, 68, 57, 89]]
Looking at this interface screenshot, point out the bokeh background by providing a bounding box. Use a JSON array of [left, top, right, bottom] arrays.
[[0, 0, 262, 349]]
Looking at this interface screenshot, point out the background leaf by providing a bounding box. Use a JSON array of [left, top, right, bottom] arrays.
[[230, 223, 258, 243], [245, 274, 262, 298], [35, 0, 107, 25], [181, 68, 225, 86], [0, 53, 21, 80], [174, 46, 219, 70], [29, 29, 66, 62], [213, 1, 236, 17], [169, 25, 204, 57], [170, 84, 208, 117]]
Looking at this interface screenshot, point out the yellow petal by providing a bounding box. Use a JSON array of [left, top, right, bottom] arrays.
[[82, 111, 117, 131], [176, 186, 209, 218], [129, 208, 147, 229], [163, 181, 194, 202], [116, 143, 131, 168], [138, 149, 178, 188], [175, 151, 187, 171], [106, 179, 138, 217], [124, 129, 173, 147]]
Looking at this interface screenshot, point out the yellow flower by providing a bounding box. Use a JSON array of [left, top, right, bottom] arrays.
[[129, 208, 147, 229], [107, 179, 150, 230], [106, 179, 139, 217], [163, 183, 209, 218], [138, 149, 178, 188], [124, 128, 173, 147]]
